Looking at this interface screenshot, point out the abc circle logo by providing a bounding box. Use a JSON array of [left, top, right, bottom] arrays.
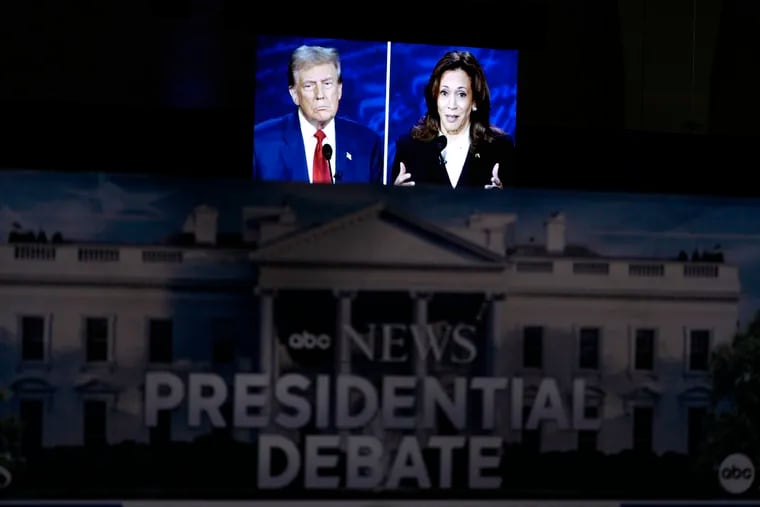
[[288, 331, 332, 351], [718, 453, 755, 494]]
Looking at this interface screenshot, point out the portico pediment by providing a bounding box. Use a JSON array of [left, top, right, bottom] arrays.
[[251, 203, 506, 270]]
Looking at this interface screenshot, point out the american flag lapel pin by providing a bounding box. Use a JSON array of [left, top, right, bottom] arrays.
[[346, 152, 352, 161]]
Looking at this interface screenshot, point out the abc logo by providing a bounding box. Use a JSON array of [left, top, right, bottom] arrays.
[[718, 453, 755, 494], [0, 465, 11, 489], [287, 331, 332, 350]]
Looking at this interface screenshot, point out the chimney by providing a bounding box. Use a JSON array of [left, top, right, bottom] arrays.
[[242, 206, 298, 244], [545, 212, 566, 254], [183, 205, 218, 245], [464, 213, 517, 254]]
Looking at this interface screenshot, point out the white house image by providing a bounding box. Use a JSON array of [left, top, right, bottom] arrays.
[[0, 201, 740, 459]]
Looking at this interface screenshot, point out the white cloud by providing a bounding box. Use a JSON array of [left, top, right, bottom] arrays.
[[64, 180, 169, 221], [0, 179, 173, 243]]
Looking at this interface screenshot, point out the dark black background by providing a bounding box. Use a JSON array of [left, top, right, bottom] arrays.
[[2, 0, 759, 196]]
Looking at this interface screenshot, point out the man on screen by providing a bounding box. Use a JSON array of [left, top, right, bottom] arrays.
[[253, 45, 383, 184]]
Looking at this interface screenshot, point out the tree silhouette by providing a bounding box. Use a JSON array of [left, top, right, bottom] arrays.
[[699, 311, 760, 470], [0, 388, 22, 483]]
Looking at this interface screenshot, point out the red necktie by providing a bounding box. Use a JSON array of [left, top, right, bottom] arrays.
[[313, 129, 331, 184]]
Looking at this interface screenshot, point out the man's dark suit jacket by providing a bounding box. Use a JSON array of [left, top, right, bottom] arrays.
[[390, 130, 515, 188], [253, 111, 383, 184]]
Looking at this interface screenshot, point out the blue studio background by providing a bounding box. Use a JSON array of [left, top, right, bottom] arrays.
[[386, 43, 518, 184]]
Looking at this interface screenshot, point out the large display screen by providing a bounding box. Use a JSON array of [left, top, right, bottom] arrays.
[[253, 35, 518, 187]]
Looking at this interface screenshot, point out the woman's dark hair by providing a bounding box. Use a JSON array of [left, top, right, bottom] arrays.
[[411, 50, 504, 147]]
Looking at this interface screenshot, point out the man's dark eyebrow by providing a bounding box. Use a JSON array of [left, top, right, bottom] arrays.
[[302, 78, 334, 84]]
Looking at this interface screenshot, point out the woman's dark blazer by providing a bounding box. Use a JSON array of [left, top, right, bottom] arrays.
[[390, 129, 515, 188]]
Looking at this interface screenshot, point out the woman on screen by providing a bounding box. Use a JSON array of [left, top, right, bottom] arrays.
[[391, 50, 514, 189]]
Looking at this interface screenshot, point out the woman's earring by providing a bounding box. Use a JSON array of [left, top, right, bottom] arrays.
[[472, 106, 478, 111]]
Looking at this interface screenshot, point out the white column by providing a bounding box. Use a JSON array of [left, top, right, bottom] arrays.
[[334, 290, 355, 376], [256, 288, 276, 376], [255, 287, 276, 431], [333, 290, 355, 450], [487, 292, 506, 377], [487, 292, 508, 440], [412, 291, 431, 442]]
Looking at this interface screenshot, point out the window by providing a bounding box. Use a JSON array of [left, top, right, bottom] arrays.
[[577, 405, 599, 452], [578, 327, 600, 370], [522, 326, 543, 369], [689, 329, 710, 371], [211, 318, 235, 365], [634, 328, 655, 371], [19, 399, 44, 453], [688, 406, 707, 455], [148, 319, 173, 363], [150, 409, 172, 445], [20, 316, 45, 361], [83, 400, 107, 447], [632, 406, 653, 452], [85, 317, 109, 363]]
